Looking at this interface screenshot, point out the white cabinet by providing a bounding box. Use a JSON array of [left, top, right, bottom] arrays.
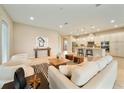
[[77, 31, 124, 57], [117, 42, 124, 57], [110, 42, 117, 56], [110, 41, 124, 57], [108, 32, 123, 57], [0, 25, 2, 62]]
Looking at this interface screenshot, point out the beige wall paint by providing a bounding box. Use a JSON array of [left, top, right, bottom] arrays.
[[0, 21, 1, 63], [13, 23, 61, 58], [0, 6, 13, 63], [62, 35, 76, 53]]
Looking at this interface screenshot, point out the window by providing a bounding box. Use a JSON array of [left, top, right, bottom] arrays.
[[2, 21, 9, 63]]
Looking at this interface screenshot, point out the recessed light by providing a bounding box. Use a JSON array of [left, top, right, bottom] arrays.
[[84, 31, 87, 34], [97, 28, 100, 31], [59, 25, 63, 28], [77, 38, 79, 41], [30, 16, 34, 21], [82, 38, 86, 41], [70, 32, 73, 34], [91, 25, 95, 29], [81, 28, 84, 31], [110, 20, 115, 23], [77, 33, 80, 35], [114, 25, 118, 28]]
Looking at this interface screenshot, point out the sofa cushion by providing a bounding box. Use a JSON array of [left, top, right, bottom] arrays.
[[0, 65, 34, 81], [59, 65, 78, 77], [0, 66, 17, 80], [96, 55, 113, 71], [0, 80, 12, 89], [96, 58, 108, 71], [8, 65, 34, 77], [3, 61, 23, 66], [104, 55, 113, 64], [10, 53, 28, 63], [71, 62, 99, 87]]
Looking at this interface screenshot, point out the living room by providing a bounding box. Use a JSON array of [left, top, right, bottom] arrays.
[[0, 4, 124, 90]]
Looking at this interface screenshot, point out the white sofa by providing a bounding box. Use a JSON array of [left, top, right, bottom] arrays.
[[48, 55, 117, 89], [0, 53, 53, 89], [0, 64, 34, 88]]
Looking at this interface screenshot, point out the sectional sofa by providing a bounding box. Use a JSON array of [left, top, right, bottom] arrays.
[[0, 54, 118, 89], [48, 55, 117, 89]]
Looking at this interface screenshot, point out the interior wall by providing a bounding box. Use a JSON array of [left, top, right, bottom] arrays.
[[67, 36, 76, 53], [0, 22, 1, 63], [0, 6, 14, 63], [13, 23, 61, 58], [62, 36, 76, 53]]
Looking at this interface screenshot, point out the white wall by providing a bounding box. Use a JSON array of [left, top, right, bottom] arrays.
[[62, 36, 76, 53], [67, 36, 76, 53], [0, 22, 1, 63], [13, 23, 61, 57], [0, 6, 14, 63]]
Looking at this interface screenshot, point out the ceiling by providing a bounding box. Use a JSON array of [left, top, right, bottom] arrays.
[[3, 4, 124, 36]]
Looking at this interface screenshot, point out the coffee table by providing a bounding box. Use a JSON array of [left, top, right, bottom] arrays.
[[49, 58, 70, 68]]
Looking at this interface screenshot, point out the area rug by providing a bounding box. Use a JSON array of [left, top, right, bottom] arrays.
[[31, 63, 49, 80]]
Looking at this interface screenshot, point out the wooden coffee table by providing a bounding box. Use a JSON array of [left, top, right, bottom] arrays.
[[49, 58, 70, 68]]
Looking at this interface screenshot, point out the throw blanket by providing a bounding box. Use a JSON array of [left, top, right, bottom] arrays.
[[31, 63, 49, 80]]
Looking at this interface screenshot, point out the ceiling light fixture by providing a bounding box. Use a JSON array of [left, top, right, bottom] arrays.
[[70, 32, 73, 34], [91, 25, 95, 29], [96, 28, 100, 31], [110, 20, 115, 23], [77, 38, 79, 41], [30, 16, 34, 21], [81, 28, 84, 31], [114, 25, 118, 28], [59, 25, 63, 28], [84, 31, 87, 34]]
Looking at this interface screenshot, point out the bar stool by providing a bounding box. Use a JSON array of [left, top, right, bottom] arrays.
[[77, 49, 84, 56], [85, 49, 93, 56]]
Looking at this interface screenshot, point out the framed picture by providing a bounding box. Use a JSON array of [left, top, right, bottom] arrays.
[[36, 36, 48, 48]]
